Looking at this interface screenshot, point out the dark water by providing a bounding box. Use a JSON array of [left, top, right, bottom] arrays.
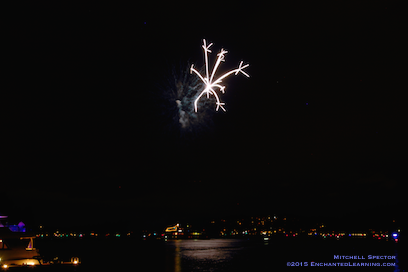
[[6, 238, 405, 271], [159, 238, 403, 272]]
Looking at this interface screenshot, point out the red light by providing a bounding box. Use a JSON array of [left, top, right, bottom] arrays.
[[395, 239, 398, 242]]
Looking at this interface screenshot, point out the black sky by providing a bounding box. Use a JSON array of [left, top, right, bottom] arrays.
[[3, 2, 407, 227]]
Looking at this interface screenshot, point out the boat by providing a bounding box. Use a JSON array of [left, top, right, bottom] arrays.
[[163, 224, 209, 239], [0, 227, 41, 268], [0, 214, 79, 268]]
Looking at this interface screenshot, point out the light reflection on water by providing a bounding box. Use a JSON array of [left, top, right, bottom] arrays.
[[165, 239, 254, 272], [163, 238, 402, 272], [1, 238, 401, 271]]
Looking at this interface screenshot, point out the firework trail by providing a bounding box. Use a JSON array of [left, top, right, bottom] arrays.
[[191, 39, 250, 112]]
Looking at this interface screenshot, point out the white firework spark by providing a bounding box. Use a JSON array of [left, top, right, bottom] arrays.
[[190, 39, 249, 112]]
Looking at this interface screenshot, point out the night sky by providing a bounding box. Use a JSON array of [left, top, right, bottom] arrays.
[[4, 3, 406, 229]]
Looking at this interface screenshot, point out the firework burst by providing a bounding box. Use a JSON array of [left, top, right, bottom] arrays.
[[190, 39, 250, 112]]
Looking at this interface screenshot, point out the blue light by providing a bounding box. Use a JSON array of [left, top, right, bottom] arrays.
[[392, 233, 398, 238]]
